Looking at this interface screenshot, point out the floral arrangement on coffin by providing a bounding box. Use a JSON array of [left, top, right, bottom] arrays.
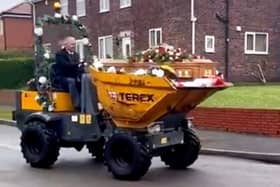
[[128, 43, 198, 64]]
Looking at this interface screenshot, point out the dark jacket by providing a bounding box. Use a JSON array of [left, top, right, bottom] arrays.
[[55, 49, 80, 78]]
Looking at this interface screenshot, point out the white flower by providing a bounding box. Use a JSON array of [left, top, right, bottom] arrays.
[[98, 102, 103, 110], [151, 68, 158, 76], [169, 56, 174, 61], [35, 96, 40, 101], [44, 52, 50, 59], [168, 46, 175, 51], [155, 49, 159, 53], [79, 25, 86, 30], [93, 60, 104, 70], [151, 68, 165, 77], [176, 52, 181, 57], [72, 15, 79, 21], [107, 66, 117, 73], [134, 69, 147, 75], [54, 13, 62, 18], [93, 55, 98, 62], [148, 59, 154, 63], [34, 27, 43, 36], [48, 105, 54, 112], [157, 69, 165, 77], [119, 68, 126, 73], [168, 51, 174, 56], [38, 76, 47, 84], [82, 38, 89, 45]]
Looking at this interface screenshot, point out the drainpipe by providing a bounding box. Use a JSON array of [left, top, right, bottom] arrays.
[[191, 0, 196, 54], [26, 0, 36, 30], [225, 0, 229, 81], [2, 17, 7, 50], [26, 0, 37, 53], [216, 0, 229, 80]]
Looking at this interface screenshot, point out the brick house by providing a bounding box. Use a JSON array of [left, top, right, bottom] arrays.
[[0, 2, 33, 51], [33, 0, 280, 82]]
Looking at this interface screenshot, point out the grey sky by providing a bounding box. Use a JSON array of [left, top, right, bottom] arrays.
[[0, 0, 24, 13]]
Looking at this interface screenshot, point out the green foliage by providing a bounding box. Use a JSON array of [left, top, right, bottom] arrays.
[[0, 109, 11, 120], [0, 58, 34, 89], [0, 51, 33, 59]]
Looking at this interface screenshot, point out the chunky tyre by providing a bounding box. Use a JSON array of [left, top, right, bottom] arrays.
[[161, 129, 201, 169], [86, 138, 105, 161], [20, 121, 60, 168], [104, 134, 151, 180]]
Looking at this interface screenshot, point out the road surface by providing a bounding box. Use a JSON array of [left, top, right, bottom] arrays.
[[0, 125, 279, 187]]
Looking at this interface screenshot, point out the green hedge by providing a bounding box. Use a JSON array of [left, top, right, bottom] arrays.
[[0, 58, 34, 89], [0, 51, 33, 59]]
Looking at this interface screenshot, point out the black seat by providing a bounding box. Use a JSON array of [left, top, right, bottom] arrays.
[[48, 63, 67, 91]]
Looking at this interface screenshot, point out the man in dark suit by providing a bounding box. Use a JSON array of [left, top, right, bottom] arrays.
[[55, 36, 82, 110]]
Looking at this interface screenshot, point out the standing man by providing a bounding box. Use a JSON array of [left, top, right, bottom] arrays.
[[55, 36, 82, 110]]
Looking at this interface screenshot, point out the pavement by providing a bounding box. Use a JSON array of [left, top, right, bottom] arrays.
[[196, 129, 280, 164], [0, 116, 279, 164]]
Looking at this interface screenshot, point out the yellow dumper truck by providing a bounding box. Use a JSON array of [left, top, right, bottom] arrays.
[[13, 7, 231, 180]]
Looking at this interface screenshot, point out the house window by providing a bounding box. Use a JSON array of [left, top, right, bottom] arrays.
[[98, 35, 113, 59], [245, 32, 269, 54], [149, 28, 162, 48], [100, 0, 110, 13], [76, 39, 85, 62], [77, 0, 86, 17], [60, 0, 68, 15], [120, 0, 131, 8], [205, 35, 215, 53]]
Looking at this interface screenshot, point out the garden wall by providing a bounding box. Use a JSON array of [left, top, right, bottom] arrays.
[[190, 107, 280, 137], [1, 89, 279, 137]]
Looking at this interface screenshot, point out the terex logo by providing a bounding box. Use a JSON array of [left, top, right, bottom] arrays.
[[119, 93, 154, 102]]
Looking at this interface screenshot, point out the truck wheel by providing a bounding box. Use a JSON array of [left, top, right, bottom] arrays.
[[160, 129, 200, 169], [86, 138, 105, 161], [20, 121, 60, 168], [104, 134, 151, 180]]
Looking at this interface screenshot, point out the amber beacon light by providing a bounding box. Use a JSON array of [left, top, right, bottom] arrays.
[[53, 1, 62, 12]]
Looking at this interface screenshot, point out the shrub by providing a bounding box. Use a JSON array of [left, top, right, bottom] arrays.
[[0, 50, 33, 59], [0, 58, 34, 89]]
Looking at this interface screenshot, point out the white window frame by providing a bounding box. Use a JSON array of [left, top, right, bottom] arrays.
[[120, 0, 131, 9], [100, 0, 110, 13], [76, 39, 85, 62], [122, 37, 132, 59], [60, 0, 69, 15], [245, 32, 269, 55], [205, 35, 215, 53], [98, 35, 113, 59], [149, 28, 162, 48], [76, 0, 86, 17], [0, 20, 3, 36]]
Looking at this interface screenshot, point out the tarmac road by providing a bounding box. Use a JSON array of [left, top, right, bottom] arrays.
[[0, 125, 279, 187]]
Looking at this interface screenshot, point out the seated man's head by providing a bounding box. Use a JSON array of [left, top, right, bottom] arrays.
[[63, 36, 76, 53]]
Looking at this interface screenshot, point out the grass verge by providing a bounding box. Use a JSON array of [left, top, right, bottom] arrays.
[[200, 85, 280, 109], [0, 109, 12, 120]]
